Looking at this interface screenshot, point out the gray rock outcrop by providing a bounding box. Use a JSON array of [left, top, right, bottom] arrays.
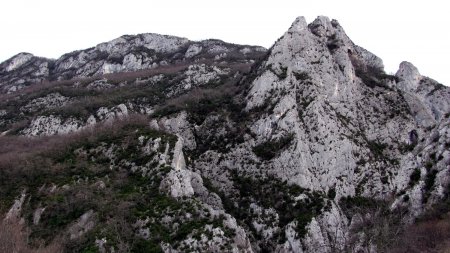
[[1, 15, 449, 253]]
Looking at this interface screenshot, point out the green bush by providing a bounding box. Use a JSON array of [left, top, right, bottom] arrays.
[[424, 170, 438, 193], [425, 161, 434, 171], [409, 168, 421, 187], [253, 133, 295, 160], [353, 64, 398, 89], [211, 171, 326, 242], [131, 238, 163, 253], [367, 140, 387, 159], [278, 66, 288, 79], [327, 187, 336, 199], [293, 71, 310, 81]]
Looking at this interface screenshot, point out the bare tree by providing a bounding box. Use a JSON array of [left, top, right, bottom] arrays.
[[0, 217, 62, 253]]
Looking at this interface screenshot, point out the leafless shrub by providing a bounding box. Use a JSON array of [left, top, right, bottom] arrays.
[[337, 197, 407, 253], [339, 194, 450, 253], [0, 58, 252, 105], [0, 217, 62, 253], [155, 76, 241, 115], [388, 213, 450, 253], [0, 114, 150, 211], [0, 77, 95, 102]]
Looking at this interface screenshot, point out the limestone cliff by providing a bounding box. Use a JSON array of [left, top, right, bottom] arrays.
[[0, 16, 449, 253]]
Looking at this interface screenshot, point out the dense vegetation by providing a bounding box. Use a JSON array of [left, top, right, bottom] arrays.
[[0, 116, 230, 252]]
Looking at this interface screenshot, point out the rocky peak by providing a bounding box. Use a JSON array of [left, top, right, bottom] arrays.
[[394, 61, 450, 124], [245, 15, 424, 198], [308, 16, 336, 37], [0, 33, 267, 93], [288, 16, 308, 33], [3, 52, 35, 72], [236, 17, 448, 251], [0, 52, 53, 93], [247, 15, 385, 109], [396, 61, 421, 91], [95, 33, 190, 55]]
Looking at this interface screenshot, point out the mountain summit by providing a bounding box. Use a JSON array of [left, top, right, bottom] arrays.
[[0, 16, 449, 253]]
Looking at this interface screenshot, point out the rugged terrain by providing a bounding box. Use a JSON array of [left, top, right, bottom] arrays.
[[0, 16, 449, 253]]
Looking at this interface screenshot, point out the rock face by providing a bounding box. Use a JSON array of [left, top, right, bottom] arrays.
[[20, 92, 71, 113], [22, 115, 83, 136], [253, 16, 419, 194], [1, 16, 449, 253], [192, 16, 449, 252], [396, 61, 450, 126], [0, 52, 53, 93]]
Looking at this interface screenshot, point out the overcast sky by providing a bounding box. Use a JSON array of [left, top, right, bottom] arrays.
[[1, 0, 449, 85]]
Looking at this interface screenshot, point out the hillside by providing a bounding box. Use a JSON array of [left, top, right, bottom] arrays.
[[0, 16, 449, 253]]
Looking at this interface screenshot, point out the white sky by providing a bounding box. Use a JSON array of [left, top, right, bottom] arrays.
[[1, 0, 449, 85]]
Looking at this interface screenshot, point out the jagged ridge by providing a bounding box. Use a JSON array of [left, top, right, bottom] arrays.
[[0, 33, 266, 94]]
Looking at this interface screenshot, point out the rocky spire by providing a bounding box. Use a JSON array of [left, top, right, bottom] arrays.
[[288, 16, 308, 33], [246, 15, 386, 110], [395, 61, 450, 123], [396, 61, 421, 91]]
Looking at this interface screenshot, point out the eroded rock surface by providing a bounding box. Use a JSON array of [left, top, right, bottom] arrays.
[[1, 15, 449, 253]]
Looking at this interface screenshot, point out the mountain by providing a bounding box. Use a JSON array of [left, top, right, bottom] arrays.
[[0, 34, 266, 94], [0, 16, 449, 253]]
